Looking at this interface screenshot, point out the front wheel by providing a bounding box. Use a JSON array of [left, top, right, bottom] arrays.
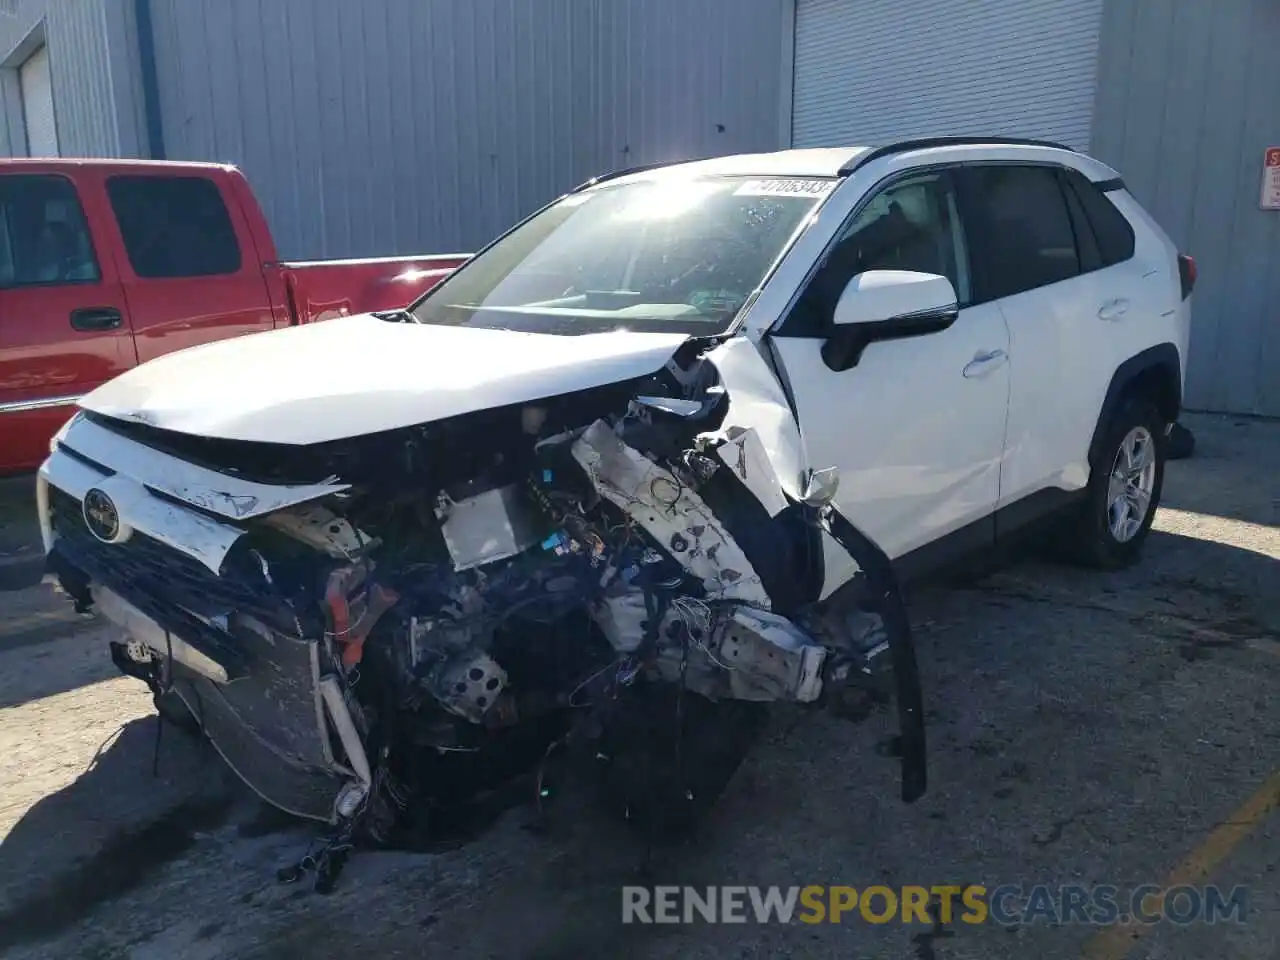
[[153, 689, 203, 738], [1062, 398, 1167, 569]]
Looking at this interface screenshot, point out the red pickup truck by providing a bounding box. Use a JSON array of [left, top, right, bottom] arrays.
[[0, 159, 468, 474]]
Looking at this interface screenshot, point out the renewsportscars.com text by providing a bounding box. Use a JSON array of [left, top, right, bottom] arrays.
[[622, 884, 1248, 926]]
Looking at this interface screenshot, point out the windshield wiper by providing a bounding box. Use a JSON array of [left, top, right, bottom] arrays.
[[373, 309, 416, 324]]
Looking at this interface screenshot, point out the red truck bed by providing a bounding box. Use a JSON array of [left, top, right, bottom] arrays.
[[280, 254, 464, 325], [0, 158, 467, 474]]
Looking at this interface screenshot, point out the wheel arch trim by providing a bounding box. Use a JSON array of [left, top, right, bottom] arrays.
[[1087, 343, 1182, 468]]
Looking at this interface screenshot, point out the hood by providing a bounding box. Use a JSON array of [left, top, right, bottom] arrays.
[[79, 314, 691, 444]]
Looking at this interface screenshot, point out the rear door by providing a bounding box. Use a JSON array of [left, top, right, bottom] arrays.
[[103, 172, 276, 363], [957, 163, 1138, 514], [1059, 168, 1166, 380], [0, 172, 133, 473]]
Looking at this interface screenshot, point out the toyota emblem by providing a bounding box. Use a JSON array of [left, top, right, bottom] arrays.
[[83, 488, 121, 543]]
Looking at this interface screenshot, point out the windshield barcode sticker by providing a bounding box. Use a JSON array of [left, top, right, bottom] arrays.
[[733, 178, 835, 198]]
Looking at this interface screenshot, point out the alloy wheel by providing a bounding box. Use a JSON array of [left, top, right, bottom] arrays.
[[1106, 426, 1157, 542]]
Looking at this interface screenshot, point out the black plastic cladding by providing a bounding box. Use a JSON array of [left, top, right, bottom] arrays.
[[817, 505, 926, 804]]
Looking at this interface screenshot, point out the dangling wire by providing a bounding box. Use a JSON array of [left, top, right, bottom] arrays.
[[568, 659, 623, 707], [671, 595, 735, 672]]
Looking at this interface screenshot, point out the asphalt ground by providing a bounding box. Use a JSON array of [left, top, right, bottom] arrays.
[[0, 411, 1276, 959]]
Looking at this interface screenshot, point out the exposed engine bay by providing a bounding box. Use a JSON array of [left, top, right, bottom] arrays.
[[43, 337, 925, 891]]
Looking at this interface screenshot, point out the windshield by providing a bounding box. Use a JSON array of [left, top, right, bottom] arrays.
[[409, 175, 835, 335]]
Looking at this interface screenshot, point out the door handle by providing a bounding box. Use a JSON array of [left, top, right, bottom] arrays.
[[962, 348, 1008, 378], [1097, 298, 1130, 321], [70, 307, 123, 331]]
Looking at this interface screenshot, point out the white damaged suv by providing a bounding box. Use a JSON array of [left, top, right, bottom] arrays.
[[39, 138, 1193, 859]]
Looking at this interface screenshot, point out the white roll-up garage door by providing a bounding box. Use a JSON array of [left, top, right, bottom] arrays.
[[19, 45, 59, 157], [792, 0, 1104, 151]]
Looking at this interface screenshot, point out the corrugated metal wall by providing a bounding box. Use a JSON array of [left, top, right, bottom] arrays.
[[0, 0, 131, 157], [1091, 0, 1280, 417], [147, 0, 791, 260], [791, 0, 1104, 151]]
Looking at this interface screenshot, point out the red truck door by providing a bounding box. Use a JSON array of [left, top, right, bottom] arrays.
[[0, 172, 134, 474], [103, 171, 277, 362]]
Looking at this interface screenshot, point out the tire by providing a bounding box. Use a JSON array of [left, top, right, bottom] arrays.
[[153, 689, 203, 738], [1061, 397, 1167, 569], [589, 684, 767, 839]]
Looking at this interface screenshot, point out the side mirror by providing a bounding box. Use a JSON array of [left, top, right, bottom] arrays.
[[822, 270, 959, 372]]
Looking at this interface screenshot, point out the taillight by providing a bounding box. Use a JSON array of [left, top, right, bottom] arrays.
[[1177, 253, 1197, 300]]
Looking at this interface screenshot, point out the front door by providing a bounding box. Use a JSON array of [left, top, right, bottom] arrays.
[[0, 173, 133, 473], [767, 170, 1010, 590]]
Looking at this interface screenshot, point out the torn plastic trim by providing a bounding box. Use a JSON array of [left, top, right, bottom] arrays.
[[169, 677, 344, 825], [58, 413, 349, 520], [41, 446, 246, 574], [93, 586, 232, 683], [699, 338, 808, 502], [634, 395, 705, 417], [707, 426, 790, 518], [319, 676, 373, 787], [817, 505, 927, 803]]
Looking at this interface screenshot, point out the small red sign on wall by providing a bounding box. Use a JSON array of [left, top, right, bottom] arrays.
[[1262, 148, 1280, 210]]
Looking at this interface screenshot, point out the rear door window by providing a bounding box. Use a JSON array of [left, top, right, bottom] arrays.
[[106, 175, 242, 278], [968, 165, 1080, 300], [0, 174, 100, 288]]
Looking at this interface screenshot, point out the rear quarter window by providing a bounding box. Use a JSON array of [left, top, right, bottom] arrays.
[[106, 175, 242, 279], [1064, 169, 1135, 267]]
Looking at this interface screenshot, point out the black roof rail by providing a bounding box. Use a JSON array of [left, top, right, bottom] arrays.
[[838, 136, 1076, 175], [570, 157, 711, 193]]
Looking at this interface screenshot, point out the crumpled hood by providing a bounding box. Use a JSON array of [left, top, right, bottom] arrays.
[[79, 314, 691, 444]]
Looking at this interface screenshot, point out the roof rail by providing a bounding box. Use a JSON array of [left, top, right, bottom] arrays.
[[570, 158, 707, 193], [838, 136, 1076, 175]]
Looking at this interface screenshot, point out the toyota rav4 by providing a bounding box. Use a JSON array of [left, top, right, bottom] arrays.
[[38, 138, 1193, 871]]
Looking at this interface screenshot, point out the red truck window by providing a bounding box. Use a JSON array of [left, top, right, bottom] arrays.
[[0, 175, 101, 288], [106, 175, 242, 278]]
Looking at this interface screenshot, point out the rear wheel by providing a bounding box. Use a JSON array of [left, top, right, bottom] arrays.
[[1061, 398, 1166, 569]]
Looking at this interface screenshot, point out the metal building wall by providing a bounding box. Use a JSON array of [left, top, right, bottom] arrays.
[[146, 0, 791, 260], [0, 0, 134, 157], [792, 0, 1104, 151], [1091, 0, 1280, 417]]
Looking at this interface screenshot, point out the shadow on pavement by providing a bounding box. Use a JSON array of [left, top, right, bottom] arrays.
[[0, 717, 241, 955], [1138, 529, 1279, 637], [0, 475, 38, 545], [1158, 413, 1278, 528], [0, 556, 44, 593], [0, 616, 121, 710]]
